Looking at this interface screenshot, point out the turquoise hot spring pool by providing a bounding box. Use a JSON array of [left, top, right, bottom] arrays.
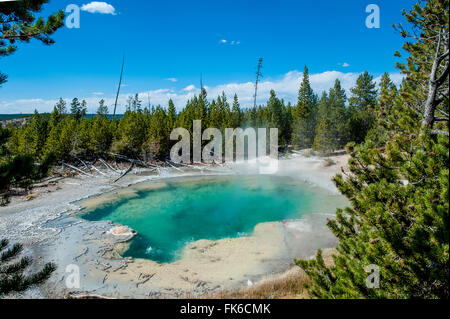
[[80, 175, 347, 263]]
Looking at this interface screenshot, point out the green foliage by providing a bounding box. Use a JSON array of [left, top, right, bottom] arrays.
[[292, 66, 318, 149], [70, 98, 87, 121], [0, 1, 67, 204], [113, 109, 146, 156], [5, 70, 398, 169], [346, 72, 378, 144], [0, 71, 7, 87], [0, 0, 65, 88], [96, 99, 108, 117], [296, 0, 449, 299], [366, 73, 399, 146], [144, 105, 169, 159], [167, 99, 177, 131], [44, 116, 77, 159], [313, 80, 349, 153], [1, 126, 55, 204], [231, 94, 242, 128], [313, 93, 334, 154], [0, 238, 56, 296]]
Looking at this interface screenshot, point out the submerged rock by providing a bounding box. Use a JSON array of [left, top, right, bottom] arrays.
[[107, 226, 137, 240]]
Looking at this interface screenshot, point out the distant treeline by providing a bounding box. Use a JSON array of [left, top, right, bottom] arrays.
[[0, 114, 33, 120], [1, 114, 124, 121], [4, 68, 398, 164]]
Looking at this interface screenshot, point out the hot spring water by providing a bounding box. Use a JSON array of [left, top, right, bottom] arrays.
[[80, 175, 346, 263]]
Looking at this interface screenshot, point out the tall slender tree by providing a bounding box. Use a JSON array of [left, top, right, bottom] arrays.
[[231, 94, 242, 128], [366, 73, 398, 146], [292, 66, 318, 149], [347, 72, 378, 143], [96, 99, 109, 117]]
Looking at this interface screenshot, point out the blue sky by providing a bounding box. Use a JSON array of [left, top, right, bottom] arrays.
[[0, 0, 416, 113]]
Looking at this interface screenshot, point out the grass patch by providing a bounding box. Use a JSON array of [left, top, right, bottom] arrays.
[[207, 249, 336, 299]]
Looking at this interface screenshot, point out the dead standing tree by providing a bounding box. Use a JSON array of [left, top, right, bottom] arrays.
[[395, 3, 449, 136], [253, 58, 263, 108], [423, 26, 449, 134], [113, 54, 125, 123]]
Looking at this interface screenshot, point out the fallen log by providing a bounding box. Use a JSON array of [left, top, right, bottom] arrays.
[[166, 161, 184, 172], [36, 174, 63, 184], [113, 154, 150, 168], [99, 158, 120, 174], [66, 294, 113, 300], [90, 164, 108, 177], [62, 163, 94, 177], [74, 156, 90, 172], [113, 163, 135, 183]]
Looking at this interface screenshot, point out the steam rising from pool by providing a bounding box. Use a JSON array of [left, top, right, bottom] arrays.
[[80, 175, 346, 263]]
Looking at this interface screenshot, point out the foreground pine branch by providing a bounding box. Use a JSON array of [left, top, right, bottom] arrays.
[[0, 239, 56, 297]]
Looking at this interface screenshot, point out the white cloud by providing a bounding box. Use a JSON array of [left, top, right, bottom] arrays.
[[81, 2, 116, 15], [92, 92, 104, 95], [342, 62, 350, 67], [183, 84, 196, 92], [220, 39, 240, 45], [0, 70, 404, 114], [166, 78, 178, 83]]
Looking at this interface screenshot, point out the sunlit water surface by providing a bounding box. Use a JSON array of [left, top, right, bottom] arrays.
[[80, 175, 346, 263]]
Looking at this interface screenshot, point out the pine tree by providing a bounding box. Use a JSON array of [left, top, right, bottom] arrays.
[[0, 0, 65, 89], [91, 116, 113, 156], [296, 0, 449, 299], [313, 92, 334, 153], [23, 111, 48, 159], [144, 106, 169, 159], [49, 98, 67, 128], [197, 88, 209, 121], [366, 73, 398, 146], [55, 98, 67, 115], [0, 2, 64, 203], [208, 99, 220, 129], [219, 92, 231, 129], [167, 99, 177, 131], [231, 94, 242, 128], [292, 66, 317, 149], [73, 118, 93, 157], [266, 90, 284, 129], [70, 98, 81, 120], [0, 72, 6, 87], [96, 99, 108, 117], [328, 79, 348, 148], [0, 238, 56, 296], [313, 117, 334, 154], [127, 94, 142, 112], [1, 126, 55, 205], [282, 102, 294, 144], [113, 108, 146, 156], [80, 100, 87, 118], [347, 72, 378, 144], [44, 117, 78, 159]]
